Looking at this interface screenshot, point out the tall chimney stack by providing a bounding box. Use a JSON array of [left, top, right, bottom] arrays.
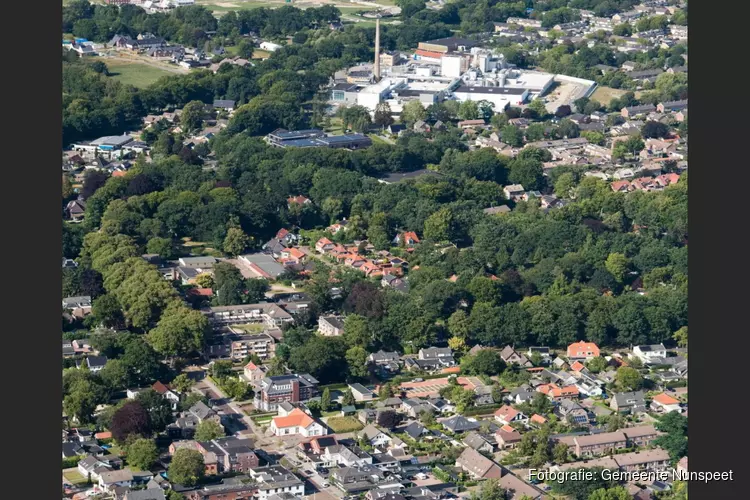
[[374, 17, 381, 81]]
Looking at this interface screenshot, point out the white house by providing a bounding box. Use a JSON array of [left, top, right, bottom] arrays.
[[360, 425, 393, 448], [650, 393, 682, 413], [493, 405, 529, 426], [632, 344, 668, 364], [270, 408, 327, 437], [250, 465, 305, 500], [98, 469, 134, 492], [260, 41, 283, 52]]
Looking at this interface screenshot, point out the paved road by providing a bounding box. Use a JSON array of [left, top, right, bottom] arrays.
[[195, 378, 269, 443]]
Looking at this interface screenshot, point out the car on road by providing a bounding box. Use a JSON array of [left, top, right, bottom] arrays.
[[322, 481, 330, 488], [412, 378, 424, 382]]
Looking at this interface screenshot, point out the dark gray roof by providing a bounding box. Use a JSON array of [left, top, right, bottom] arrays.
[[189, 401, 216, 420], [86, 356, 108, 368], [612, 391, 646, 406], [402, 421, 426, 439], [124, 490, 167, 500], [213, 99, 236, 109], [441, 415, 480, 433]]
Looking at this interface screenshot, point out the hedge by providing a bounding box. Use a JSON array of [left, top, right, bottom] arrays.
[[463, 404, 503, 416], [62, 456, 82, 469]]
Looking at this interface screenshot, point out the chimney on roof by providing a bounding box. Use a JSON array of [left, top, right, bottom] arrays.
[[374, 17, 381, 82]]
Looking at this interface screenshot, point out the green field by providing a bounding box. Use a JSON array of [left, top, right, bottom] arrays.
[[100, 60, 176, 88], [63, 468, 88, 486], [326, 416, 364, 433]]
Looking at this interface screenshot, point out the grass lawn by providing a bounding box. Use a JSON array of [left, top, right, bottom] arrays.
[[253, 49, 272, 60], [591, 85, 643, 105], [368, 134, 389, 144], [62, 469, 88, 486], [324, 117, 344, 135], [98, 59, 175, 88], [231, 323, 266, 334], [326, 416, 364, 433]]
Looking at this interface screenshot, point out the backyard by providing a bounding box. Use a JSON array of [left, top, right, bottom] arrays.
[[325, 416, 364, 433]]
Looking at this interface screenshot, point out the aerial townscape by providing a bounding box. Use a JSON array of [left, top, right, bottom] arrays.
[[61, 1, 688, 499]]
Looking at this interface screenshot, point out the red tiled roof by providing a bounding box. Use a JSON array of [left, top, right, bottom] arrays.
[[153, 381, 171, 394], [415, 49, 445, 59], [272, 408, 315, 429], [653, 393, 680, 405]]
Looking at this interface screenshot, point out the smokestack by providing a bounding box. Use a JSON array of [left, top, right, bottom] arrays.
[[374, 17, 381, 81]]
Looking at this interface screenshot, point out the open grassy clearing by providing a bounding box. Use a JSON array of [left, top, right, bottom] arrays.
[[591, 85, 643, 104], [63, 469, 88, 486], [326, 416, 364, 433], [95, 59, 176, 88]]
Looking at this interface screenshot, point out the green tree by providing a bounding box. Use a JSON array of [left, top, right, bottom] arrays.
[[554, 172, 576, 198], [245, 278, 270, 303], [223, 227, 250, 256], [321, 387, 332, 411], [135, 389, 174, 432], [527, 99, 548, 119], [147, 303, 208, 360], [401, 100, 427, 125], [374, 102, 394, 129], [147, 237, 175, 260], [468, 479, 506, 500], [237, 39, 254, 59], [126, 438, 158, 471], [553, 441, 569, 463], [346, 346, 370, 380], [509, 159, 545, 191], [588, 486, 631, 500], [501, 124, 524, 147], [586, 357, 608, 373], [607, 414, 626, 432], [423, 207, 453, 242], [615, 366, 643, 391], [195, 419, 225, 441], [322, 197, 344, 224], [172, 373, 194, 393], [458, 100, 480, 120], [342, 388, 356, 406], [605, 253, 629, 283], [180, 100, 206, 133], [673, 326, 688, 348], [169, 448, 205, 487], [195, 273, 215, 289], [447, 310, 470, 339]]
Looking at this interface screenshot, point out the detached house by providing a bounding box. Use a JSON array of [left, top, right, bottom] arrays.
[[650, 393, 682, 413], [455, 448, 503, 480], [567, 341, 600, 361], [316, 237, 336, 254], [270, 408, 327, 437], [632, 344, 667, 364], [152, 381, 180, 410], [318, 315, 345, 337], [393, 231, 421, 247], [494, 405, 529, 426], [499, 346, 532, 367], [611, 391, 647, 414]]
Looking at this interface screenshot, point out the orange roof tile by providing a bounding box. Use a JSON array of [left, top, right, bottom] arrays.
[[530, 414, 547, 424], [571, 361, 586, 372], [653, 393, 680, 405], [272, 408, 315, 429]]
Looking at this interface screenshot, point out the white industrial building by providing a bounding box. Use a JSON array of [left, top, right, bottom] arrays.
[[450, 68, 555, 111]]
